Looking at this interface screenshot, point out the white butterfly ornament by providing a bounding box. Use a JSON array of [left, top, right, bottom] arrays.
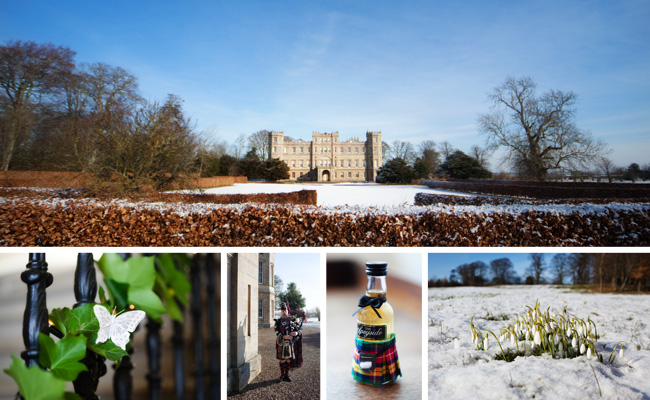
[[94, 305, 146, 351]]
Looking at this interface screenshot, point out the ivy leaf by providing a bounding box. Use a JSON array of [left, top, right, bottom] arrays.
[[86, 338, 129, 362], [49, 305, 99, 337], [156, 254, 191, 306], [4, 354, 69, 400], [97, 254, 130, 282], [128, 287, 166, 320], [38, 333, 88, 381], [104, 278, 129, 311]]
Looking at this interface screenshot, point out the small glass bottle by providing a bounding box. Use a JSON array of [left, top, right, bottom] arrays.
[[356, 262, 394, 342]]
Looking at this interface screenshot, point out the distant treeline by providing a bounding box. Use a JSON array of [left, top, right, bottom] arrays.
[[428, 253, 650, 292]]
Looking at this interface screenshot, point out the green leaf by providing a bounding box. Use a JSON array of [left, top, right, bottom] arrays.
[[104, 279, 129, 311], [4, 355, 67, 400], [97, 254, 130, 282], [125, 256, 157, 288], [98, 286, 107, 305], [129, 287, 166, 321], [86, 338, 129, 362], [155, 276, 183, 322], [156, 254, 191, 306], [38, 333, 87, 381], [49, 308, 72, 336]]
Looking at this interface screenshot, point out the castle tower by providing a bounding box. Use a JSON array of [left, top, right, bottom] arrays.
[[365, 131, 382, 181], [268, 131, 285, 160]]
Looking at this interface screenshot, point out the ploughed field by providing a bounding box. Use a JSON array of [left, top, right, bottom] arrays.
[[1, 184, 649, 246], [428, 286, 650, 399]]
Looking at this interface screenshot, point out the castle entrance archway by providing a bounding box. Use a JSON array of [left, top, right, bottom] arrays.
[[322, 170, 330, 182]]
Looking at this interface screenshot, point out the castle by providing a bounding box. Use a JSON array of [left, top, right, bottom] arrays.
[[268, 130, 383, 182]]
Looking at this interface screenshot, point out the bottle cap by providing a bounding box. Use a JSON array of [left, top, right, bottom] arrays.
[[365, 262, 388, 276]]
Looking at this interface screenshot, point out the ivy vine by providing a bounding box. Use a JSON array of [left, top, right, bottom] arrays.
[[4, 253, 192, 400]]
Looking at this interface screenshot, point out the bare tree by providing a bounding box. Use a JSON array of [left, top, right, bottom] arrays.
[[595, 157, 616, 183], [0, 41, 75, 170], [438, 141, 455, 159], [490, 258, 517, 285], [568, 253, 593, 285], [527, 253, 545, 284], [478, 76, 609, 180], [93, 94, 199, 192], [469, 144, 492, 169], [386, 140, 416, 163], [248, 129, 270, 160], [231, 133, 248, 159], [550, 254, 570, 284], [455, 261, 488, 286]]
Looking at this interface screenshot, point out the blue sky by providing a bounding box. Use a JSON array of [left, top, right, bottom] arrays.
[[274, 253, 321, 310], [428, 253, 563, 282], [3, 1, 649, 167]]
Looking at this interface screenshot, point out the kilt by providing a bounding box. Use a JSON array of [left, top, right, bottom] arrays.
[[275, 336, 303, 368], [352, 333, 401, 385]]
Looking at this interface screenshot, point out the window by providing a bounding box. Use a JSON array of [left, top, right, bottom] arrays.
[[259, 261, 263, 284], [356, 172, 360, 177], [300, 161, 303, 167], [247, 285, 251, 336], [292, 172, 295, 178], [348, 172, 352, 177], [363, 161, 366, 167], [301, 147, 304, 153], [356, 160, 359, 167], [259, 299, 263, 319], [293, 147, 296, 153], [348, 160, 352, 167], [292, 161, 295, 167], [348, 147, 352, 153], [355, 147, 359, 153]]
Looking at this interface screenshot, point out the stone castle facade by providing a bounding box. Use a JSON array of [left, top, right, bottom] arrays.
[[268, 130, 383, 182]]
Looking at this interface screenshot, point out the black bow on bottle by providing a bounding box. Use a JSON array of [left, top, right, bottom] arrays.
[[352, 295, 386, 319]]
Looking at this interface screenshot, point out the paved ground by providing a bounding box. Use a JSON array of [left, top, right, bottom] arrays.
[[229, 323, 321, 400]]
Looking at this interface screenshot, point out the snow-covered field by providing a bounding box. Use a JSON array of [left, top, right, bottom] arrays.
[[199, 182, 473, 206], [428, 286, 650, 399]]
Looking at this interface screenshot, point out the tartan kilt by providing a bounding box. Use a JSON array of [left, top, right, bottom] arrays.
[[352, 333, 401, 385], [276, 336, 294, 360]]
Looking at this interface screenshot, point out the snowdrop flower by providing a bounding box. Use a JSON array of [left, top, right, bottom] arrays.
[[534, 331, 541, 346], [550, 321, 556, 330], [572, 337, 578, 349], [511, 333, 516, 346], [580, 343, 586, 355], [587, 347, 592, 359], [558, 342, 564, 353], [484, 336, 489, 350], [619, 348, 624, 359], [554, 334, 560, 345]]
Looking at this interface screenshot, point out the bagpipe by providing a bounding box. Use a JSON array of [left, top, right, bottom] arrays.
[[285, 298, 306, 330]]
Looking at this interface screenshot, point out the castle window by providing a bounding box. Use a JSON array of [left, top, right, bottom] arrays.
[[355, 147, 359, 153], [293, 147, 296, 153], [363, 161, 366, 167], [300, 161, 303, 167], [301, 147, 304, 153], [348, 147, 352, 153], [348, 160, 351, 167], [259, 299, 263, 319], [259, 261, 263, 284], [292, 161, 295, 167], [348, 172, 352, 177], [356, 172, 360, 177], [356, 160, 359, 167]]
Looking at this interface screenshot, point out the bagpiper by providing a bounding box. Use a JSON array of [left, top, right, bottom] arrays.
[[274, 302, 303, 382]]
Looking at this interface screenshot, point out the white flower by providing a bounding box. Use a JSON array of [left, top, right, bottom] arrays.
[[554, 334, 560, 345], [534, 331, 541, 346], [511, 333, 516, 346], [484, 336, 489, 350], [572, 337, 578, 349], [619, 348, 624, 359], [580, 343, 586, 355], [558, 342, 564, 353], [550, 321, 556, 330], [587, 347, 592, 359]]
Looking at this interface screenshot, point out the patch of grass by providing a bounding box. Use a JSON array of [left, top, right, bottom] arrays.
[[484, 310, 510, 321]]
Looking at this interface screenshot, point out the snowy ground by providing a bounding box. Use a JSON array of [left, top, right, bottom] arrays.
[[198, 182, 474, 206], [428, 286, 650, 399]]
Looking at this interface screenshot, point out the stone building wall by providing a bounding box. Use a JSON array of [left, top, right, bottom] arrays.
[[268, 130, 383, 182], [258, 253, 275, 328], [227, 253, 262, 394]]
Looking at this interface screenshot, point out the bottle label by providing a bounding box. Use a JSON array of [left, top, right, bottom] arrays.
[[357, 323, 387, 340]]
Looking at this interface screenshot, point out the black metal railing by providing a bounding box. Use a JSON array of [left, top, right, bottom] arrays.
[[18, 253, 220, 400]]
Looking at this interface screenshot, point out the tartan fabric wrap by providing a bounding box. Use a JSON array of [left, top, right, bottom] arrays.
[[351, 333, 402, 385]]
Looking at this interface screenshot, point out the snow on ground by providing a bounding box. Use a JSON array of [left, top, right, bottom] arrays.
[[428, 286, 650, 399], [198, 182, 474, 207]]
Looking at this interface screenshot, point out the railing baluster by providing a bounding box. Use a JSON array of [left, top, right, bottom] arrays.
[[190, 254, 205, 400], [114, 253, 134, 400], [21, 253, 52, 368], [146, 317, 162, 400], [173, 304, 186, 400], [204, 254, 220, 399], [73, 253, 107, 400]]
